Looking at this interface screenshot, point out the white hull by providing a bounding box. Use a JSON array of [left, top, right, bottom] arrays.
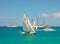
[[21, 32, 36, 34], [43, 28, 56, 31], [6, 25, 17, 27], [32, 25, 44, 29]]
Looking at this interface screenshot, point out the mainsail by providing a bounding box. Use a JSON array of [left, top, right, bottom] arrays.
[[23, 12, 35, 32]]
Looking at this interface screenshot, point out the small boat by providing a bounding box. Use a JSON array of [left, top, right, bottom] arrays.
[[20, 11, 36, 34], [43, 27, 56, 31]]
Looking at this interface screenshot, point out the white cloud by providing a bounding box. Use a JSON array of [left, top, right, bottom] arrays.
[[0, 16, 17, 19], [52, 12, 60, 18], [39, 12, 60, 18], [0, 16, 6, 18], [40, 13, 48, 17]]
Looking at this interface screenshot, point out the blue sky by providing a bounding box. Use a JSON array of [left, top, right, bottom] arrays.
[[0, 0, 60, 26]]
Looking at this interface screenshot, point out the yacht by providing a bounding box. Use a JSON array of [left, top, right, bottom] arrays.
[[20, 11, 36, 34]]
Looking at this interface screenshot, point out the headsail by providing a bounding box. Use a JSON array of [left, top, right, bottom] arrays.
[[23, 11, 35, 32]]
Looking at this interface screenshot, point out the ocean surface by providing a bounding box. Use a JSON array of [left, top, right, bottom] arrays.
[[0, 27, 60, 44]]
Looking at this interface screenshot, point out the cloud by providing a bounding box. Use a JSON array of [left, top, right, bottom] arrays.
[[40, 12, 60, 18], [0, 16, 6, 18], [52, 12, 60, 18], [40, 13, 48, 18], [0, 16, 17, 19]]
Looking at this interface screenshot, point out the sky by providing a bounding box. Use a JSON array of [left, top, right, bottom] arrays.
[[0, 0, 60, 26]]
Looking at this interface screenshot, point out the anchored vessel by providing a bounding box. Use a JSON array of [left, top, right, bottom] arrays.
[[43, 27, 56, 31]]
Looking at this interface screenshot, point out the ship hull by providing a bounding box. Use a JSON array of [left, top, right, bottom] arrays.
[[21, 32, 36, 35]]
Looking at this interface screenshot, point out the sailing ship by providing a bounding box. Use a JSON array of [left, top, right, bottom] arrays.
[[32, 17, 45, 29], [6, 25, 17, 27], [20, 11, 36, 34], [6, 19, 17, 27]]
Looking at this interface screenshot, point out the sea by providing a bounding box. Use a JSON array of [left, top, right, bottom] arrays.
[[0, 27, 60, 44]]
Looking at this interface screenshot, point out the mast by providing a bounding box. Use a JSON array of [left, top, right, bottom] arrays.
[[43, 17, 45, 25]]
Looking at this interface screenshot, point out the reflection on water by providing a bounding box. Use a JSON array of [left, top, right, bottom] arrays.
[[20, 35, 36, 44]]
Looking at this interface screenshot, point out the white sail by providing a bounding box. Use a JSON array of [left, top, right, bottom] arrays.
[[23, 12, 35, 33], [32, 17, 38, 29]]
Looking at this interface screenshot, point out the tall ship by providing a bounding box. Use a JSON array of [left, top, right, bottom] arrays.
[[6, 24, 17, 27], [6, 19, 17, 27]]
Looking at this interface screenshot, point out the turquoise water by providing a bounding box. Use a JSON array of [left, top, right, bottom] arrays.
[[0, 27, 60, 44]]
